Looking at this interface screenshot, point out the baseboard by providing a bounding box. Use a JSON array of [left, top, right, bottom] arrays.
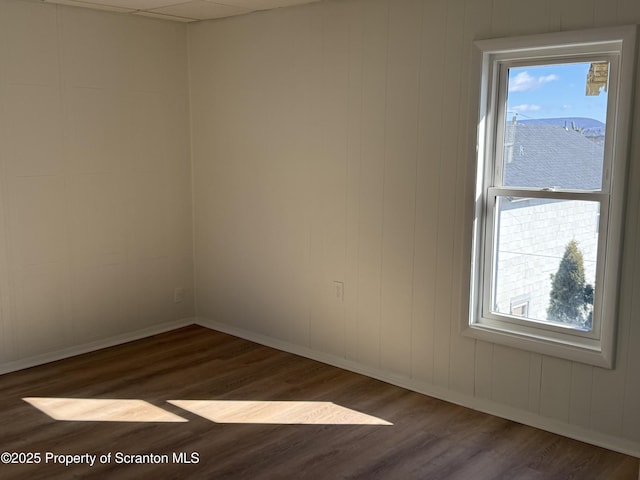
[[0, 317, 197, 375], [195, 317, 640, 459]]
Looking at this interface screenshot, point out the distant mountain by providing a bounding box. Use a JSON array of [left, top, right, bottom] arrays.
[[516, 117, 605, 138], [517, 117, 604, 128]]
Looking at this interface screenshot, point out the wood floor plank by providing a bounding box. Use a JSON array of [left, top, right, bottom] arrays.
[[0, 325, 637, 479]]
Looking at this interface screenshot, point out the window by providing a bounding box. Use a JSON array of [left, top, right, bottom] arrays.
[[510, 298, 529, 318], [511, 303, 528, 318], [465, 26, 637, 368]]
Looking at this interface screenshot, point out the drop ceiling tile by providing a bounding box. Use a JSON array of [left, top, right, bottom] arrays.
[[211, 0, 320, 10], [81, 0, 193, 9], [132, 10, 197, 22], [150, 1, 251, 20], [43, 0, 135, 13], [42, 0, 323, 22]]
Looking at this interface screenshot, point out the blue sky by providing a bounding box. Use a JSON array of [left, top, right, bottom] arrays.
[[506, 63, 609, 123]]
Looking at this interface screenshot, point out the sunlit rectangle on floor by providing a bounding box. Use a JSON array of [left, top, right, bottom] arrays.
[[23, 397, 188, 422], [167, 400, 393, 425]]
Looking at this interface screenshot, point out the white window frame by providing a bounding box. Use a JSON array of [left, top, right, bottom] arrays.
[[464, 26, 637, 368]]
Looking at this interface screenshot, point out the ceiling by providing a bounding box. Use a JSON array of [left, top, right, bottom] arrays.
[[42, 0, 323, 23]]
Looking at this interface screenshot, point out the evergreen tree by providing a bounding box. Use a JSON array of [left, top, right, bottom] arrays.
[[547, 240, 587, 325]]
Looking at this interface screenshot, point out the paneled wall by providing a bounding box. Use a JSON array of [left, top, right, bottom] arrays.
[[0, 0, 637, 458], [190, 0, 640, 453], [0, 0, 194, 366]]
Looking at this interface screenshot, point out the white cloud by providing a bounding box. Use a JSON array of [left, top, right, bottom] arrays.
[[511, 104, 542, 113], [509, 71, 559, 92]]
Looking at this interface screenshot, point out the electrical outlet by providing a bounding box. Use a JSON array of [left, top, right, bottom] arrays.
[[174, 287, 184, 304]]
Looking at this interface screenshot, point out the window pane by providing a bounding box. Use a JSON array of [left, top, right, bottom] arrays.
[[502, 63, 608, 191], [492, 196, 599, 331]]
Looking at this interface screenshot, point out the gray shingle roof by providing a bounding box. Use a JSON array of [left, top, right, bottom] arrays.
[[503, 124, 604, 191]]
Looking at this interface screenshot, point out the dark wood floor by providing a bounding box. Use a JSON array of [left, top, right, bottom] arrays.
[[0, 325, 637, 479]]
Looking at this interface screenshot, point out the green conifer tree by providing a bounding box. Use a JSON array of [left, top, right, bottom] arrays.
[[547, 240, 586, 325]]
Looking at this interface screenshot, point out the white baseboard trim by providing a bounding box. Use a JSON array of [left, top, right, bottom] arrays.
[[0, 317, 197, 375], [195, 316, 640, 459]]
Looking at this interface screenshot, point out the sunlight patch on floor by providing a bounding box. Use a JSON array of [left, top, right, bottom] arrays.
[[167, 400, 393, 425], [23, 397, 188, 423]]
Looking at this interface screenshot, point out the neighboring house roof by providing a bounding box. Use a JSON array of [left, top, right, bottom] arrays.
[[503, 124, 604, 191]]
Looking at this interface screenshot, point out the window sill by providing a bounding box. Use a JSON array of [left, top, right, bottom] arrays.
[[461, 321, 613, 368]]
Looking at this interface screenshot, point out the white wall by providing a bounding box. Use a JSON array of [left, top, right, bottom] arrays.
[[0, 0, 194, 367], [189, 0, 640, 454]]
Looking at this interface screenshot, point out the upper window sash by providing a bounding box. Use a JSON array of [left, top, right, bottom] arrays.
[[491, 55, 619, 194]]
